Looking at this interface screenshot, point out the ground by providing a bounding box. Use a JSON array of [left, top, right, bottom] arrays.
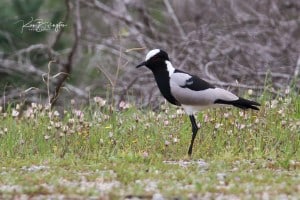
[[0, 92, 300, 199]]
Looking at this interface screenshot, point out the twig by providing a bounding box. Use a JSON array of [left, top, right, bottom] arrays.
[[50, 0, 82, 108], [163, 0, 187, 40], [294, 54, 300, 79]]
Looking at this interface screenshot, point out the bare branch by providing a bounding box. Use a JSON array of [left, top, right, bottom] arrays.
[[163, 0, 187, 40], [50, 0, 82, 108]]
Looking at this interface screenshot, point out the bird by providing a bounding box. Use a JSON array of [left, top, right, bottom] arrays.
[[136, 49, 260, 156]]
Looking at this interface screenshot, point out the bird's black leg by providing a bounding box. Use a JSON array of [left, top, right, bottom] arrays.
[[188, 115, 199, 156]]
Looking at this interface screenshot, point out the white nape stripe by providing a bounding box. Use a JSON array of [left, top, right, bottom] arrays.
[[145, 49, 160, 61], [165, 61, 175, 77]]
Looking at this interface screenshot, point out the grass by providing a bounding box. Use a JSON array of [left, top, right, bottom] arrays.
[[0, 91, 300, 199]]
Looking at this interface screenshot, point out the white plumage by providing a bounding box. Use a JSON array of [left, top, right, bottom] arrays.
[[136, 49, 260, 156]]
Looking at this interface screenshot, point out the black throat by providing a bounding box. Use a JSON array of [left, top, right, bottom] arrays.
[[151, 68, 180, 106]]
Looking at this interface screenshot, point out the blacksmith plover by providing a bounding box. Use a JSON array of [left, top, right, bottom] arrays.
[[136, 49, 260, 156]]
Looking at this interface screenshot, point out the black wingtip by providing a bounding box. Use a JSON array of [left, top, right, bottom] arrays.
[[215, 97, 260, 110], [233, 97, 260, 110]]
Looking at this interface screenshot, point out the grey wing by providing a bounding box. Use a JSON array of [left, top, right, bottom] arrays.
[[170, 72, 238, 106]]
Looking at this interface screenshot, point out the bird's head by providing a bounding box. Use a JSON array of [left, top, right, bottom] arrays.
[[136, 49, 170, 71]]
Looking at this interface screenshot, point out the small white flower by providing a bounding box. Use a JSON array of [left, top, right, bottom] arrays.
[[165, 140, 170, 146], [239, 111, 244, 117], [62, 125, 69, 133], [142, 151, 149, 158], [68, 118, 75, 125], [12, 109, 19, 117], [238, 124, 246, 130], [71, 99, 76, 105], [176, 109, 185, 115], [31, 102, 37, 109], [271, 100, 278, 108], [173, 137, 179, 143], [224, 113, 230, 118], [109, 132, 113, 138], [44, 135, 50, 140], [53, 110, 60, 117], [94, 96, 106, 107], [74, 110, 83, 118], [248, 89, 253, 95], [215, 123, 222, 129], [119, 101, 131, 109], [54, 122, 62, 129], [285, 87, 290, 95]]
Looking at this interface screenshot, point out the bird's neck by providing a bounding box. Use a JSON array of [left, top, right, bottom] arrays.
[[151, 62, 179, 106]]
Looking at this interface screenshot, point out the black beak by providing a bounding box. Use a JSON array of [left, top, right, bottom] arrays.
[[136, 61, 146, 68]]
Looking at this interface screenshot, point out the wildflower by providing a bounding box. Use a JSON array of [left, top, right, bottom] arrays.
[[176, 109, 185, 115], [215, 123, 222, 129], [31, 102, 37, 109], [238, 124, 246, 130], [0, 106, 2, 112], [109, 132, 113, 138], [142, 151, 149, 158], [12, 109, 19, 117], [62, 125, 69, 133], [24, 108, 33, 119], [173, 137, 179, 143], [38, 104, 43, 111], [53, 110, 60, 117], [223, 113, 230, 118], [94, 96, 106, 107], [239, 111, 244, 117], [204, 115, 210, 122], [164, 120, 169, 126], [71, 99, 76, 105], [278, 109, 285, 117], [270, 100, 278, 109], [45, 104, 51, 111], [44, 135, 50, 140], [285, 87, 290, 95], [248, 89, 253, 95], [4, 128, 8, 133], [74, 110, 84, 118], [119, 101, 131, 109], [165, 140, 170, 146], [54, 122, 62, 129], [99, 138, 104, 144], [16, 104, 21, 110], [284, 98, 292, 105], [68, 118, 75, 125]]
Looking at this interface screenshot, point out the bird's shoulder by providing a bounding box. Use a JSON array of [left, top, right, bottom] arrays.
[[172, 69, 215, 91]]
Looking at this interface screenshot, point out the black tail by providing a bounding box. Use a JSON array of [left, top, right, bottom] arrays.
[[215, 97, 260, 110]]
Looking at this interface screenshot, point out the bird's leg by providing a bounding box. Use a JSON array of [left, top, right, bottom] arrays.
[[188, 115, 199, 156]]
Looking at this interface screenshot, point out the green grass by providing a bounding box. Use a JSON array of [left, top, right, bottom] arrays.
[[0, 91, 300, 199]]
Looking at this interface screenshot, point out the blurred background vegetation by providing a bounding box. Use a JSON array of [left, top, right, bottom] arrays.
[[0, 0, 299, 109]]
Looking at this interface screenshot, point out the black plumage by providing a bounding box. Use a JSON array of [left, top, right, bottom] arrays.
[[136, 49, 260, 156]]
